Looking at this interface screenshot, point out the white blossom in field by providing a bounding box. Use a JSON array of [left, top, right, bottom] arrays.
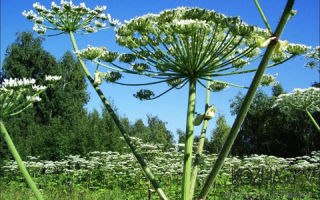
[[26, 96, 42, 102], [273, 87, 320, 113], [45, 75, 62, 81], [32, 85, 47, 91], [22, 1, 120, 35], [2, 77, 35, 88]]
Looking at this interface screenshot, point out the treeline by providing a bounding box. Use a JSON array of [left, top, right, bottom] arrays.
[[1, 32, 319, 164], [0, 32, 173, 162], [229, 85, 320, 157], [177, 84, 320, 158]]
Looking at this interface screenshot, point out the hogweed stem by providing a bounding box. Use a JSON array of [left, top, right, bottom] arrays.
[[305, 107, 320, 132], [68, 31, 168, 200], [0, 121, 43, 200], [189, 79, 211, 199], [198, 0, 295, 199], [182, 80, 197, 200]]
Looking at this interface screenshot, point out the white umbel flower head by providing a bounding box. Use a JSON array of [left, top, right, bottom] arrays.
[[23, 1, 120, 34], [0, 75, 59, 118], [273, 87, 320, 113], [76, 45, 106, 60], [45, 75, 62, 81], [260, 73, 278, 86], [26, 96, 42, 102]]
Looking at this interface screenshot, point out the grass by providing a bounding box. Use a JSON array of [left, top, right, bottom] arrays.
[[1, 174, 318, 200]]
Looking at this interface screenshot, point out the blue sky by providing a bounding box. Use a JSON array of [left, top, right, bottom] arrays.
[[1, 0, 319, 141]]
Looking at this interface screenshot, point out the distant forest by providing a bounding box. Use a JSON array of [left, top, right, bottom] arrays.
[[1, 32, 319, 164]]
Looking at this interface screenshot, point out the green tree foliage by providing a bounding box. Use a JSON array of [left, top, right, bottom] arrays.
[[207, 115, 231, 154], [230, 85, 320, 157], [1, 32, 88, 160], [131, 115, 174, 150], [0, 32, 174, 164]]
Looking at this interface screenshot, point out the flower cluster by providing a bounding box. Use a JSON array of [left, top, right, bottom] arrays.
[[45, 75, 62, 82], [2, 140, 319, 181], [2, 77, 36, 88], [305, 46, 319, 69], [110, 7, 309, 99], [75, 45, 120, 64], [22, 1, 120, 34], [133, 89, 155, 100], [75, 46, 106, 60], [0, 76, 60, 118], [273, 87, 320, 114], [209, 81, 229, 92], [260, 73, 278, 86]]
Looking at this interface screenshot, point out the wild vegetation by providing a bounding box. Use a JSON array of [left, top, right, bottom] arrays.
[[1, 0, 319, 199], [1, 140, 319, 199]]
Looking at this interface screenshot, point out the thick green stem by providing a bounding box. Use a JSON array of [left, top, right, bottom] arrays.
[[182, 80, 197, 200], [68, 32, 168, 200], [306, 108, 320, 132], [198, 0, 295, 199], [0, 121, 43, 200], [189, 80, 211, 199]]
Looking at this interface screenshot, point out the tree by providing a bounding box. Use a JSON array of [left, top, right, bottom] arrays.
[[146, 115, 174, 149], [208, 115, 231, 153], [230, 85, 320, 157], [130, 116, 174, 149], [1, 32, 88, 160]]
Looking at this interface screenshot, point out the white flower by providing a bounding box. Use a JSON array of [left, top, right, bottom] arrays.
[[97, 13, 107, 20], [45, 75, 62, 81], [33, 24, 46, 34], [33, 2, 47, 12], [26, 96, 42, 102], [2, 78, 36, 88], [260, 73, 278, 86], [77, 45, 106, 60], [273, 87, 320, 113], [22, 10, 37, 20], [32, 85, 47, 91], [94, 20, 106, 28], [94, 5, 107, 13], [79, 3, 86, 8]]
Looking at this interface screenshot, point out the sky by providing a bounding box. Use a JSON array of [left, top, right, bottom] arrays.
[[1, 0, 319, 142]]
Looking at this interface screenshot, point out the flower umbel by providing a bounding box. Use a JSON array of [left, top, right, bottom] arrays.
[[22, 1, 120, 35], [273, 87, 320, 113], [0, 76, 60, 118]]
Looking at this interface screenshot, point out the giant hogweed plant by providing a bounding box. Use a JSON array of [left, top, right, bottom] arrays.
[[22, 0, 311, 199], [91, 1, 307, 199], [0, 75, 61, 200], [22, 1, 168, 199]]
